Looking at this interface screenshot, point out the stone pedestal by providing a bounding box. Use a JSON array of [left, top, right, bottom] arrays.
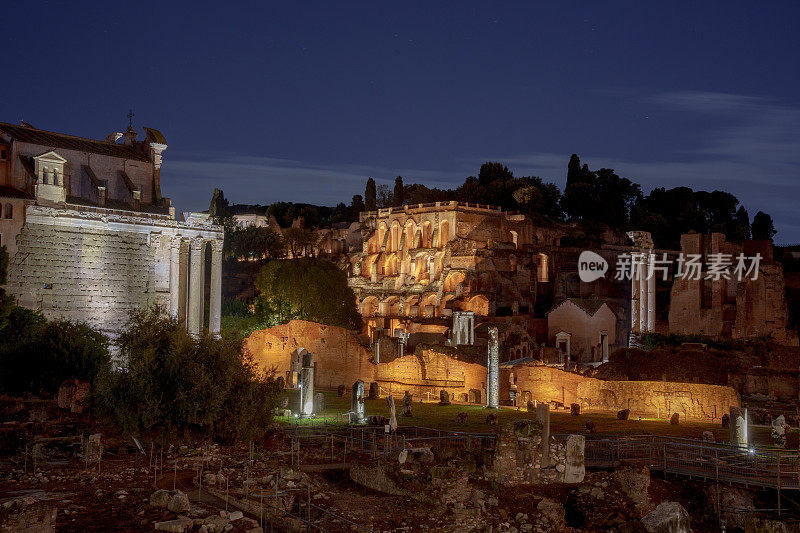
[[536, 403, 551, 467], [564, 435, 585, 483], [486, 326, 500, 409]]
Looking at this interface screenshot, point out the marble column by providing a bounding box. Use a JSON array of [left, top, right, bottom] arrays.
[[646, 254, 656, 332], [351, 380, 365, 422], [208, 239, 223, 336], [187, 237, 205, 336], [299, 351, 315, 417], [486, 326, 500, 409], [169, 236, 182, 319], [178, 239, 189, 323]]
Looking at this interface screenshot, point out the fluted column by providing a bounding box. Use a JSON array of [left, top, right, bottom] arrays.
[[209, 239, 223, 336], [187, 237, 205, 336], [646, 253, 656, 332], [168, 236, 182, 319]]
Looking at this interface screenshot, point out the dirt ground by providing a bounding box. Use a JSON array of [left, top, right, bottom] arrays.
[[0, 391, 793, 532]]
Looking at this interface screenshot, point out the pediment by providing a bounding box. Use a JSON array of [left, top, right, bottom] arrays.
[[33, 150, 67, 163]]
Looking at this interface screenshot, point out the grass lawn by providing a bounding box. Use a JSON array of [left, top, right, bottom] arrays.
[[274, 390, 787, 448]]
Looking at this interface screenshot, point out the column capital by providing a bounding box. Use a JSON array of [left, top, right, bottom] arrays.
[[210, 238, 224, 253]]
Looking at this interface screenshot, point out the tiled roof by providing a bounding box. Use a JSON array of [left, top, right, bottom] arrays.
[[548, 297, 610, 317], [0, 122, 150, 162], [0, 185, 33, 200]]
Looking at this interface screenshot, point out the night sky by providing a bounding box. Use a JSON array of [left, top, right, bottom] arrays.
[[3, 2, 799, 243]]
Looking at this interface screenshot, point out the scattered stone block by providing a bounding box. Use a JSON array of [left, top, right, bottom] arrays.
[[455, 412, 468, 424], [57, 378, 91, 413], [641, 501, 690, 533], [313, 392, 325, 413], [167, 491, 190, 513], [564, 435, 585, 483], [150, 489, 170, 508], [570, 403, 580, 416], [368, 382, 379, 400], [702, 431, 715, 442], [772, 415, 787, 448], [670, 413, 679, 425], [585, 420, 596, 434], [485, 413, 498, 426], [438, 390, 451, 405], [278, 396, 289, 408], [366, 414, 387, 425], [401, 391, 413, 417], [398, 447, 434, 464], [229, 511, 243, 521], [617, 409, 630, 420], [155, 518, 193, 532]]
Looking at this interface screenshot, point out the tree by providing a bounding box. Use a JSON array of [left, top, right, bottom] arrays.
[[351, 194, 365, 213], [228, 226, 285, 261], [282, 227, 319, 258], [208, 188, 230, 219], [376, 184, 393, 208], [254, 258, 362, 330], [752, 211, 777, 241], [394, 176, 404, 207], [94, 308, 280, 443], [365, 178, 377, 211]]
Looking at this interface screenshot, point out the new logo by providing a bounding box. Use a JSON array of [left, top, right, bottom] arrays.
[[578, 251, 608, 282]]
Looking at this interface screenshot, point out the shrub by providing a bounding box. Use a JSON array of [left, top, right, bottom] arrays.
[[95, 308, 280, 443], [0, 311, 109, 395]]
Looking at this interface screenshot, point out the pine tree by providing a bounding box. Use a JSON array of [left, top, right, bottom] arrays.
[[365, 178, 377, 211]]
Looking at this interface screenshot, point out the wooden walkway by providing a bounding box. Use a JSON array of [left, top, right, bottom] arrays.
[[570, 435, 800, 490]]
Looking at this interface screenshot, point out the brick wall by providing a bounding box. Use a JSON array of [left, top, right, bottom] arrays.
[[246, 320, 376, 390], [503, 364, 739, 421]]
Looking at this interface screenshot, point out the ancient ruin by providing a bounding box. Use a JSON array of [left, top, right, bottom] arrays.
[[0, 122, 223, 343]]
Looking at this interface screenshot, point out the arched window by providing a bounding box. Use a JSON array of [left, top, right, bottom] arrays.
[[53, 168, 60, 186], [4, 204, 12, 219], [42, 167, 51, 185]]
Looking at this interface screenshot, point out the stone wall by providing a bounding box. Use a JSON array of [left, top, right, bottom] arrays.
[[669, 233, 798, 346], [374, 347, 486, 399], [246, 320, 375, 390], [502, 364, 739, 421]]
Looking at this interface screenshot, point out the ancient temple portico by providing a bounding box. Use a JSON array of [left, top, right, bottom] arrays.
[[7, 205, 224, 347]]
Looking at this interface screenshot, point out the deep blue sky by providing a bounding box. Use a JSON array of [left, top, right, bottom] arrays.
[[3, 2, 799, 243]]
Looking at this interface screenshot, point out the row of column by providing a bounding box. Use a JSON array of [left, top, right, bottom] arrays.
[[630, 252, 656, 334], [168, 236, 223, 336]]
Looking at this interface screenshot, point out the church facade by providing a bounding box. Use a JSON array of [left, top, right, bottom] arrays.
[[0, 121, 223, 341]]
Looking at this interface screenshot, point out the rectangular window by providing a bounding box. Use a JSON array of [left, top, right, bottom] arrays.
[[0, 149, 6, 160]]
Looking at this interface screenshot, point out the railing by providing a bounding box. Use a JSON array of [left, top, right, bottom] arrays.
[[570, 434, 800, 490]]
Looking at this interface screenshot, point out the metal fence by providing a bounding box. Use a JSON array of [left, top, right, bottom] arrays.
[[568, 434, 800, 490]]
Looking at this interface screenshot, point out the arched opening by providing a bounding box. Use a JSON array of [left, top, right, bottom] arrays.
[[510, 230, 518, 249], [464, 294, 490, 316], [438, 220, 450, 248], [384, 296, 401, 317], [4, 204, 12, 219], [422, 221, 432, 248], [377, 223, 387, 251], [443, 271, 466, 292], [360, 296, 379, 317], [420, 293, 438, 318], [390, 221, 401, 252], [405, 220, 417, 251]]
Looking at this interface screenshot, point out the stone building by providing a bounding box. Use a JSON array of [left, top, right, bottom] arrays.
[[669, 233, 798, 346], [546, 298, 617, 365], [345, 201, 564, 339], [0, 121, 223, 342]]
